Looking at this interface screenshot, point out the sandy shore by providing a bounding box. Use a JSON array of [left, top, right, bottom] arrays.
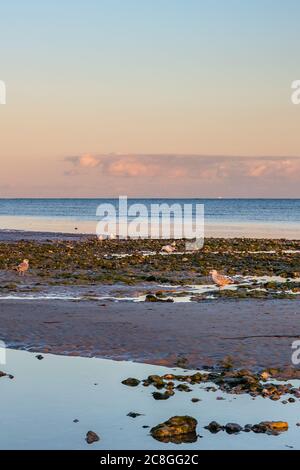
[[0, 229, 87, 242], [1, 231, 300, 450], [0, 299, 299, 370], [1, 231, 299, 369], [1, 217, 300, 239]]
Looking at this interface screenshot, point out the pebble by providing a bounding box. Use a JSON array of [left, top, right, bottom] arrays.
[[86, 431, 100, 444]]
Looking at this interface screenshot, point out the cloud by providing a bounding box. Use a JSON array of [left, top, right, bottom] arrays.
[[64, 153, 300, 182], [65, 154, 99, 168]]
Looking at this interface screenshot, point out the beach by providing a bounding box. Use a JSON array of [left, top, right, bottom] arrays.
[[1, 299, 299, 370], [1, 229, 300, 449], [1, 230, 300, 370]]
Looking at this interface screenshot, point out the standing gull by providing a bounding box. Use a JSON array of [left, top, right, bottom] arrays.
[[16, 259, 29, 276], [210, 269, 233, 287]]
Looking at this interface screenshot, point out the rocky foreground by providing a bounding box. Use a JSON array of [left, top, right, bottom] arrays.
[[1, 349, 300, 449]]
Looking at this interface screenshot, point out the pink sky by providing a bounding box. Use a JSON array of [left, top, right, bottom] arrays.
[[1, 154, 296, 198]]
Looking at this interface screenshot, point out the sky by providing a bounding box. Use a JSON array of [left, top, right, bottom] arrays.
[[1, 0, 300, 197]]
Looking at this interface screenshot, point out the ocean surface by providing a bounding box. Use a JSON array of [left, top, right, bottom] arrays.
[[0, 198, 300, 238]]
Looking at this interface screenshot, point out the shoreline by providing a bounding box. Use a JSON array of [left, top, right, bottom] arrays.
[[1, 217, 300, 240], [1, 227, 300, 243]]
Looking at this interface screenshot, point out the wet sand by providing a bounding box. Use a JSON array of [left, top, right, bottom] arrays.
[[0, 298, 299, 370], [0, 229, 87, 242]]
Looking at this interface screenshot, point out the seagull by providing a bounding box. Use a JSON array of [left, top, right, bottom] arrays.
[[161, 244, 176, 253], [210, 269, 234, 287], [16, 259, 29, 276]]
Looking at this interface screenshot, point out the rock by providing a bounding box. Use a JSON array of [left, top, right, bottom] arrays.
[[147, 375, 165, 388], [225, 423, 243, 434], [0, 371, 14, 379], [190, 372, 204, 383], [260, 371, 270, 381], [163, 374, 175, 380], [152, 391, 172, 400], [166, 381, 175, 389], [145, 294, 174, 303], [73, 419, 79, 423], [191, 398, 201, 403], [252, 421, 288, 435], [204, 421, 223, 433], [204, 386, 217, 392], [86, 431, 100, 444], [121, 377, 140, 387], [151, 416, 197, 442], [36, 354, 44, 360], [176, 383, 192, 392], [127, 412, 143, 418], [243, 424, 252, 433]]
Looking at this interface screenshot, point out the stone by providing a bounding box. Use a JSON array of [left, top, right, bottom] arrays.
[[147, 375, 165, 388], [151, 416, 197, 441], [252, 421, 288, 434], [127, 412, 143, 418], [260, 371, 270, 381], [204, 421, 223, 433], [225, 423, 243, 434], [152, 391, 172, 400], [163, 374, 175, 380], [243, 424, 252, 433], [121, 377, 140, 387], [86, 431, 100, 444], [145, 294, 174, 303], [176, 383, 192, 392]]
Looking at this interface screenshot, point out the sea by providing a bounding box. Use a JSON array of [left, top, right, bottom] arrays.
[[0, 198, 300, 238]]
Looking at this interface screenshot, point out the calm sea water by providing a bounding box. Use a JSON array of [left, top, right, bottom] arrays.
[[0, 198, 300, 223]]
